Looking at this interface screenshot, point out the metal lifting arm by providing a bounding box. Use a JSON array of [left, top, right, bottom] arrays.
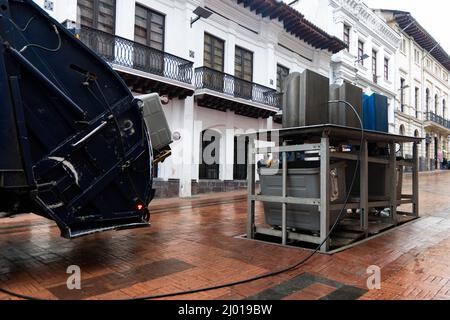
[[0, 0, 172, 238]]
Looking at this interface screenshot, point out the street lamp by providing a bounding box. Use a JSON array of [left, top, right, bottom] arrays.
[[190, 7, 213, 28], [352, 54, 370, 85], [355, 54, 370, 65]]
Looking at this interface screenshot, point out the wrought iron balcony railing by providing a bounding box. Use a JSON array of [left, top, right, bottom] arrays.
[[195, 66, 281, 109], [79, 26, 193, 85], [426, 112, 450, 129]]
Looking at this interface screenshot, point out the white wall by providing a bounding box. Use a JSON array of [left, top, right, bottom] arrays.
[[296, 0, 336, 36], [374, 10, 450, 164], [34, 0, 78, 22]]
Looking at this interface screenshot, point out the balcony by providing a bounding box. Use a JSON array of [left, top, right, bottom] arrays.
[[79, 26, 194, 99], [194, 66, 281, 118], [424, 112, 450, 132]]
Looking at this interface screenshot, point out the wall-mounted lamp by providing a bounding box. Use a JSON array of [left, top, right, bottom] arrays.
[[191, 6, 213, 28], [355, 54, 370, 64]]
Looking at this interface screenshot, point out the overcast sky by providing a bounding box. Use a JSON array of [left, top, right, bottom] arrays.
[[356, 0, 450, 52]]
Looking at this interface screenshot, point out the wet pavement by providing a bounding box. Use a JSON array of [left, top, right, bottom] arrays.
[[1, 171, 450, 300]]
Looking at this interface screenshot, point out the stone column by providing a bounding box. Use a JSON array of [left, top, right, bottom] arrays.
[[179, 96, 195, 198]]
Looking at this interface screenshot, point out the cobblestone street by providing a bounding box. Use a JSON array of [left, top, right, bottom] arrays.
[[1, 171, 450, 300]]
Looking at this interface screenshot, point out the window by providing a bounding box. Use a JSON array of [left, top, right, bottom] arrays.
[[343, 24, 350, 50], [276, 64, 290, 93], [204, 33, 225, 72], [426, 88, 430, 113], [415, 87, 419, 118], [133, 5, 165, 74], [443, 99, 447, 119], [414, 49, 420, 64], [372, 50, 377, 82], [235, 47, 253, 82], [234, 46, 253, 99], [358, 40, 364, 65], [203, 34, 225, 90], [78, 0, 115, 58], [384, 58, 389, 81], [134, 5, 165, 50], [400, 38, 407, 54], [400, 78, 406, 113], [435, 94, 439, 114], [78, 0, 116, 33]]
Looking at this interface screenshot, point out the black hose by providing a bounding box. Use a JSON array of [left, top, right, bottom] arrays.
[[8, 17, 35, 32], [19, 25, 62, 53], [127, 99, 365, 300]]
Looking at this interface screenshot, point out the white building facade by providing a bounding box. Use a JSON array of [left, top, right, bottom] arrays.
[[376, 10, 450, 171], [34, 0, 345, 197], [296, 0, 401, 132]]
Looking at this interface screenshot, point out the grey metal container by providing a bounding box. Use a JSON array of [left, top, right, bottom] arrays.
[[329, 81, 363, 129], [346, 162, 403, 202], [282, 72, 301, 128], [259, 162, 346, 232], [282, 69, 330, 129], [138, 93, 172, 152]]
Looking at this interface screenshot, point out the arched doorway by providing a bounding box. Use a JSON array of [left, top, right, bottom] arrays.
[[199, 129, 221, 180]]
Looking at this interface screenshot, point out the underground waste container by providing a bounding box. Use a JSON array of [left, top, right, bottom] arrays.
[[259, 162, 347, 233]]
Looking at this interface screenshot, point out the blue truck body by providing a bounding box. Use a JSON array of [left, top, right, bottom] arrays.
[[0, 0, 160, 238]]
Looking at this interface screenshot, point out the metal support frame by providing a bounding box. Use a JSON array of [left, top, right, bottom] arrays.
[[319, 136, 330, 252], [389, 143, 398, 224], [413, 142, 420, 217], [360, 139, 369, 236], [281, 140, 288, 245], [245, 126, 421, 253], [246, 136, 256, 240]]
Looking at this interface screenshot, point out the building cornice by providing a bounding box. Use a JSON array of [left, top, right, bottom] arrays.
[[332, 0, 401, 50], [380, 10, 450, 72], [424, 70, 450, 91], [232, 0, 346, 53]]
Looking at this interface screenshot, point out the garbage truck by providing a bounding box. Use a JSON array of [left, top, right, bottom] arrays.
[[0, 0, 172, 238]]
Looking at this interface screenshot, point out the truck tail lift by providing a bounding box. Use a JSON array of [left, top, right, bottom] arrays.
[[0, 0, 172, 238]]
